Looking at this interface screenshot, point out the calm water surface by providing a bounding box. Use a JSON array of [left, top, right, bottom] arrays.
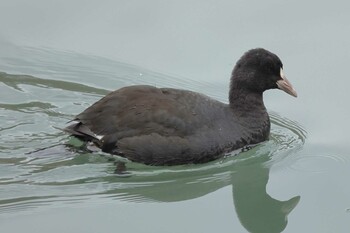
[[1, 1, 350, 233]]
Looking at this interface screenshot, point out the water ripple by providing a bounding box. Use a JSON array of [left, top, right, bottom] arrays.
[[289, 154, 349, 173]]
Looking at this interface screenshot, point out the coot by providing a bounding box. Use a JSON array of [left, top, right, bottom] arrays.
[[64, 48, 297, 165]]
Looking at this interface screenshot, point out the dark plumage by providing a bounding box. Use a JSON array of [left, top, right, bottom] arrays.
[[64, 48, 297, 165]]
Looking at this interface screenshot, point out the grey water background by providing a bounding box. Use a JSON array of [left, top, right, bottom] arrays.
[[0, 0, 349, 232]]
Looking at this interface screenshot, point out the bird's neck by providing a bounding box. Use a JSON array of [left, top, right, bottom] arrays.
[[229, 88, 270, 143], [229, 88, 266, 114]]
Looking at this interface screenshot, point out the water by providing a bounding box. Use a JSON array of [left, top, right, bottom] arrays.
[[1, 1, 350, 233]]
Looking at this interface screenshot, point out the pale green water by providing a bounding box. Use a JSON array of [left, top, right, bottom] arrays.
[[1, 1, 350, 233]]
